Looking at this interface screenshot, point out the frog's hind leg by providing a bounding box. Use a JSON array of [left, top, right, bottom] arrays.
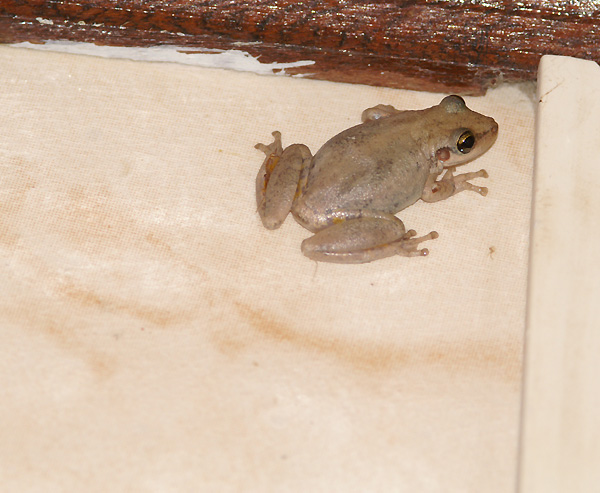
[[421, 166, 489, 203], [255, 131, 312, 230], [301, 212, 438, 264]]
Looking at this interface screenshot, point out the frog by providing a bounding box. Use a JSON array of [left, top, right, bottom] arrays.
[[254, 95, 498, 264]]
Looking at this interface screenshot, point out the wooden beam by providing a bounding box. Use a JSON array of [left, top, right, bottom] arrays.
[[2, 1, 600, 94]]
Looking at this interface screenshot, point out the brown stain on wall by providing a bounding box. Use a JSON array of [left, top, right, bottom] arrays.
[[0, 160, 37, 247], [0, 167, 208, 377], [2, 161, 521, 385], [57, 278, 193, 329], [145, 232, 208, 280], [60, 183, 136, 247], [25, 179, 205, 326], [228, 301, 522, 384], [44, 323, 117, 380], [1, 301, 118, 381]]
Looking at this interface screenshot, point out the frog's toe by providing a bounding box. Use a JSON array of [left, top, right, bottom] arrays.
[[451, 168, 489, 192], [255, 131, 283, 157], [396, 230, 439, 256], [459, 182, 488, 196], [255, 142, 271, 154]]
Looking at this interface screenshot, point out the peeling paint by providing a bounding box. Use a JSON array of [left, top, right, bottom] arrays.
[[11, 41, 316, 76]]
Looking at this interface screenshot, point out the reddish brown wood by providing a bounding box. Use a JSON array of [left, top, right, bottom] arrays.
[[1, 1, 600, 94]]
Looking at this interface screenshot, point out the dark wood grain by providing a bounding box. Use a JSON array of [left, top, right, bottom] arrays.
[[1, 1, 600, 94]]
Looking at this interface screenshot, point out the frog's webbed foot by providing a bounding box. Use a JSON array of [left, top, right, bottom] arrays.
[[255, 131, 312, 230], [421, 166, 489, 203], [301, 212, 438, 264]]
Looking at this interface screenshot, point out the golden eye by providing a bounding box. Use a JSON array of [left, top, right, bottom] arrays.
[[457, 130, 475, 154]]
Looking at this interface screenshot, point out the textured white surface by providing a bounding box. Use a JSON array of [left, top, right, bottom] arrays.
[[520, 55, 600, 493], [0, 46, 533, 492]]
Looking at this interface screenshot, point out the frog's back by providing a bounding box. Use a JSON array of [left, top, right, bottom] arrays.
[[296, 112, 432, 218]]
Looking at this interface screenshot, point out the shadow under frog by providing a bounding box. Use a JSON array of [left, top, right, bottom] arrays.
[[255, 95, 498, 264]]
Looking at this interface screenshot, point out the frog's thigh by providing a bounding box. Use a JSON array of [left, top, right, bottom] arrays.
[[301, 215, 438, 264], [257, 144, 311, 230]]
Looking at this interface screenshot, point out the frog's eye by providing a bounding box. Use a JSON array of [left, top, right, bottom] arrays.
[[457, 130, 475, 154]]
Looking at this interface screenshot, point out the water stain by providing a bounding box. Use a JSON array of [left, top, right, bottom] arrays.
[[3, 174, 206, 329], [145, 232, 208, 280], [57, 278, 194, 329], [0, 159, 37, 247], [217, 301, 522, 384], [1, 301, 117, 381], [44, 323, 117, 380]]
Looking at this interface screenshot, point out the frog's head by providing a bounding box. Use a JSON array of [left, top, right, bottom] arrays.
[[434, 95, 498, 167]]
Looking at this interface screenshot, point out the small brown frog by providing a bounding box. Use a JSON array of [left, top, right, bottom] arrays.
[[255, 95, 498, 263]]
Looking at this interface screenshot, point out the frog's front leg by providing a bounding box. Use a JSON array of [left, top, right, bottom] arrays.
[[255, 131, 312, 229], [301, 211, 438, 264], [421, 166, 489, 203]]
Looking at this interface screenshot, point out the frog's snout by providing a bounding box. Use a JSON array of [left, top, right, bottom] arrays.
[[490, 119, 499, 138], [492, 120, 499, 134], [481, 118, 499, 147]]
